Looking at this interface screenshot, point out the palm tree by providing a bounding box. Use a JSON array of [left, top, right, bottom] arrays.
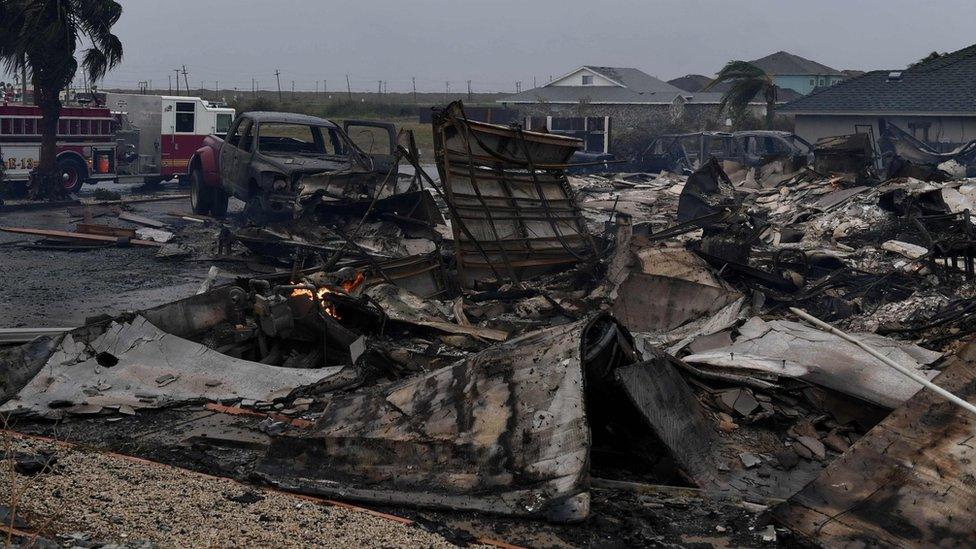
[[704, 61, 777, 130], [0, 0, 123, 199]]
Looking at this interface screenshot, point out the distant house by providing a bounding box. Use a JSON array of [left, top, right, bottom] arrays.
[[780, 44, 976, 149], [497, 66, 752, 154], [747, 51, 845, 95]]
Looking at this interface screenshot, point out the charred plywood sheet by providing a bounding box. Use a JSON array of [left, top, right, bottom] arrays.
[[607, 357, 727, 492], [772, 342, 976, 547], [433, 101, 597, 288], [256, 317, 599, 521]]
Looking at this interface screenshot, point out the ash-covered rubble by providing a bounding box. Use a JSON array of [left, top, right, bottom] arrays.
[[4, 107, 976, 546]]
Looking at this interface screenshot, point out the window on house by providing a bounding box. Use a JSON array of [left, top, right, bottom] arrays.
[[582, 75, 593, 86], [818, 78, 825, 86], [175, 101, 195, 133], [547, 116, 610, 153], [809, 78, 815, 86]]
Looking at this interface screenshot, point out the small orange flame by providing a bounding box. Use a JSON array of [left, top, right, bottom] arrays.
[[342, 272, 366, 293], [290, 286, 340, 319]]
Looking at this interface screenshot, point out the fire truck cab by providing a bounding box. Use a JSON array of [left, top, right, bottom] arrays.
[[105, 94, 234, 185], [0, 103, 118, 193]]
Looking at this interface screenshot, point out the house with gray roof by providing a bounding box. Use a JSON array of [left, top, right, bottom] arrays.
[[748, 51, 845, 95], [497, 66, 757, 154], [780, 43, 976, 150]]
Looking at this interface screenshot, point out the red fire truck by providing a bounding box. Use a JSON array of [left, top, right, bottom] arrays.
[[0, 103, 118, 193]]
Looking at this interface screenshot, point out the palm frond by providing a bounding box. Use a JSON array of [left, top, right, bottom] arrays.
[[717, 79, 764, 115]]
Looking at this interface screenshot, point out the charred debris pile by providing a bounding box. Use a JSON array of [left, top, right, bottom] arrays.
[[3, 103, 976, 546]]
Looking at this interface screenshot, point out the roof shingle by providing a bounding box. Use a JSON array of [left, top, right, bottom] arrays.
[[748, 51, 843, 76]]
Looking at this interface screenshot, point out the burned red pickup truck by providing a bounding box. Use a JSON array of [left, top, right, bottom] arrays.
[[186, 111, 396, 218]]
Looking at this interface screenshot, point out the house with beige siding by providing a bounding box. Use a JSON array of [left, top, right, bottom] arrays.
[[780, 44, 976, 152]]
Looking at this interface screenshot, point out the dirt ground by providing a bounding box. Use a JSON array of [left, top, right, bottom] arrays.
[[0, 436, 474, 548], [0, 183, 245, 328]]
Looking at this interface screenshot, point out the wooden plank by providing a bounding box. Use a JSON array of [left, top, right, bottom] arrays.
[[771, 341, 976, 547], [0, 226, 162, 247], [165, 211, 208, 223], [75, 223, 137, 238], [118, 211, 168, 228]]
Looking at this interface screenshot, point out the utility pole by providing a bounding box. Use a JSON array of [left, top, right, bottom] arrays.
[[168, 74, 172, 94], [377, 80, 382, 95], [445, 81, 450, 102], [174, 69, 181, 96], [252, 77, 255, 98], [533, 76, 537, 88], [467, 80, 472, 101], [291, 80, 295, 94], [412, 77, 417, 105], [324, 79, 327, 96], [215, 81, 218, 94], [181, 65, 189, 95], [274, 69, 282, 102], [345, 74, 352, 101], [315, 81, 318, 94]]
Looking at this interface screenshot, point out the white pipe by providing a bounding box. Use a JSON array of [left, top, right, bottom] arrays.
[[789, 307, 976, 417]]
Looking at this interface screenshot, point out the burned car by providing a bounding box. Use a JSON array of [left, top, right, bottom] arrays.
[[187, 112, 396, 218], [636, 130, 813, 173]]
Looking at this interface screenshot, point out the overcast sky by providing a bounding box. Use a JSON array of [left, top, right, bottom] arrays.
[[38, 0, 976, 93]]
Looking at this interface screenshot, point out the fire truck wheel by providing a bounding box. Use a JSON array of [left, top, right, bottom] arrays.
[[211, 186, 229, 218], [190, 169, 213, 215], [57, 157, 87, 194]]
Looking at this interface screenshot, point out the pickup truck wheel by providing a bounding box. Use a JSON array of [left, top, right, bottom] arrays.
[[190, 169, 213, 215], [210, 185, 229, 218], [57, 157, 87, 194]]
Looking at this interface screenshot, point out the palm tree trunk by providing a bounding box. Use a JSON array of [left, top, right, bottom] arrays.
[[31, 85, 63, 200]]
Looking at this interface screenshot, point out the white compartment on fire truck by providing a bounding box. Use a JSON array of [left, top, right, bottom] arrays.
[[105, 94, 233, 184]]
